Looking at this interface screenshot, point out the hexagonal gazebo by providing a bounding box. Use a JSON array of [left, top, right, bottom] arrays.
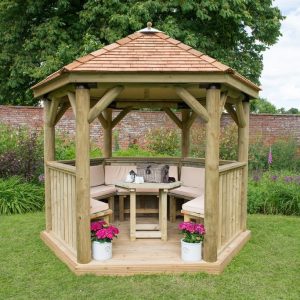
[[31, 25, 259, 275]]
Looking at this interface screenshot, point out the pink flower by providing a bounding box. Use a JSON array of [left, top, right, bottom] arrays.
[[91, 222, 119, 242], [268, 147, 272, 165], [179, 221, 205, 243], [107, 232, 114, 239]]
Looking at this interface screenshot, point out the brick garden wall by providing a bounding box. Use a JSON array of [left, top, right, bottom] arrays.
[[0, 105, 299, 149]]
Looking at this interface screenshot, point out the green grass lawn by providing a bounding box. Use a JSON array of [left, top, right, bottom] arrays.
[[0, 213, 299, 300]]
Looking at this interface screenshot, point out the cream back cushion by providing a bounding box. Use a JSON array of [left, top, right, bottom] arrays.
[[105, 165, 137, 185], [180, 166, 205, 189], [169, 165, 178, 181], [90, 165, 105, 187]]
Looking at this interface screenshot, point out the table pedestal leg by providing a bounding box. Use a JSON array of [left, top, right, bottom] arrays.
[[130, 189, 136, 241]]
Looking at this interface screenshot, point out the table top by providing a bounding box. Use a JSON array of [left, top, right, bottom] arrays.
[[115, 181, 181, 190]]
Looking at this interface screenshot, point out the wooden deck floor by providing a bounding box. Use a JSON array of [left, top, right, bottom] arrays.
[[41, 217, 251, 276]]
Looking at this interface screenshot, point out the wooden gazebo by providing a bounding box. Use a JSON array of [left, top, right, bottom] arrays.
[[32, 25, 259, 275]]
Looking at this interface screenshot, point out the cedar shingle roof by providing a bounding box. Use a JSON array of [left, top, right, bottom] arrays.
[[32, 30, 260, 91]]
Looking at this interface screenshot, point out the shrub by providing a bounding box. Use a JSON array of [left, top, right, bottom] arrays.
[[55, 134, 76, 161], [0, 125, 102, 181], [113, 130, 120, 151], [113, 146, 157, 157], [270, 138, 299, 171], [0, 177, 44, 215], [55, 134, 102, 160], [248, 139, 269, 171], [190, 126, 206, 158], [248, 171, 300, 215], [219, 123, 238, 160], [248, 137, 299, 171], [191, 123, 238, 160], [145, 128, 180, 156], [0, 124, 43, 182]]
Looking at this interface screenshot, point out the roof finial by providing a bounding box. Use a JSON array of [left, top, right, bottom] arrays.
[[138, 23, 161, 33]]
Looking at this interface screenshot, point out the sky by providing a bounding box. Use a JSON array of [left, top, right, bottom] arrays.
[[260, 0, 300, 109]]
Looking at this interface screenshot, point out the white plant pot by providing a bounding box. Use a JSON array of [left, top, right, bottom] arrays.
[[181, 239, 202, 262], [92, 241, 112, 261]]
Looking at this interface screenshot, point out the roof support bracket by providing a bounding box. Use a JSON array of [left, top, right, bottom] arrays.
[[112, 107, 132, 128], [219, 91, 228, 117], [186, 111, 197, 129], [47, 97, 61, 126], [67, 92, 76, 117], [88, 85, 124, 123], [174, 86, 209, 123], [97, 113, 108, 129], [163, 107, 183, 129], [54, 102, 71, 126], [225, 102, 239, 125]]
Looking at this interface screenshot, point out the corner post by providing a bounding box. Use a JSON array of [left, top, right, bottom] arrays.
[[204, 84, 220, 262], [75, 84, 91, 263], [103, 108, 112, 158], [181, 109, 190, 157], [44, 99, 55, 232], [238, 101, 250, 231]]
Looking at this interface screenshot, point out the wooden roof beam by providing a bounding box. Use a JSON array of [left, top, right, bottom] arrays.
[[112, 107, 132, 128], [88, 85, 124, 123], [219, 91, 228, 117], [97, 113, 108, 129], [235, 101, 246, 128], [54, 102, 70, 126], [67, 92, 76, 117], [175, 86, 209, 123], [163, 107, 183, 129], [225, 103, 239, 126], [186, 111, 198, 129], [47, 97, 61, 126]]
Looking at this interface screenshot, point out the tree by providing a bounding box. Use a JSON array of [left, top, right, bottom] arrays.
[[250, 98, 277, 114], [277, 107, 300, 114], [0, 0, 284, 105], [285, 108, 300, 114]]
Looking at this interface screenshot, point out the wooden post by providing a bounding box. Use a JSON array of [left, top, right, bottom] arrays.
[[75, 85, 91, 264], [44, 100, 55, 232], [103, 108, 112, 158], [238, 101, 250, 231], [181, 109, 190, 157], [204, 85, 220, 262], [130, 189, 136, 241]]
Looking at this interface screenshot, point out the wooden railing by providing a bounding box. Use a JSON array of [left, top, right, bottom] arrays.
[[218, 162, 246, 252], [47, 161, 77, 254]]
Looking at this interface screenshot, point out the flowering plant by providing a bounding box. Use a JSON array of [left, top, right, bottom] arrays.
[[179, 221, 206, 243], [91, 220, 119, 243]]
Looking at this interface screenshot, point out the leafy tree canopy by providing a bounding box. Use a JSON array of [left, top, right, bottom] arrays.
[[250, 98, 300, 114], [250, 98, 277, 114], [277, 107, 300, 114], [0, 0, 283, 105]]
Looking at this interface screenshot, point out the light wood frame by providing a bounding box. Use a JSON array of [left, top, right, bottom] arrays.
[[39, 65, 256, 273]]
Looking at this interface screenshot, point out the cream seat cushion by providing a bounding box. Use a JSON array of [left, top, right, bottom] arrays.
[[90, 198, 109, 214], [90, 185, 116, 198], [182, 196, 205, 215], [169, 186, 203, 199]]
